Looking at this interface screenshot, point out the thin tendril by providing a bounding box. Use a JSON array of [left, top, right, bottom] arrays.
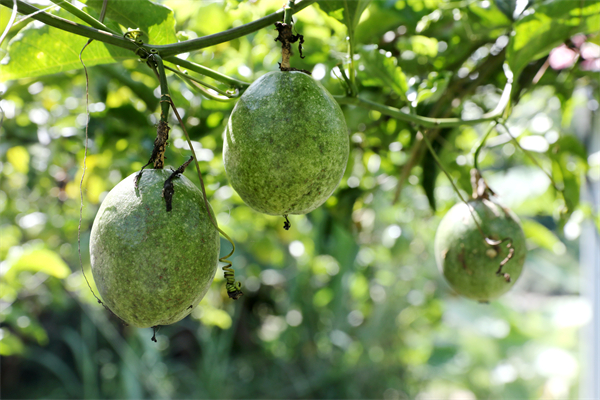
[[164, 65, 234, 98], [13, 4, 56, 26], [0, 0, 18, 46], [78, 40, 107, 308], [471, 121, 497, 172], [166, 97, 242, 299], [99, 0, 108, 22], [497, 122, 563, 192]]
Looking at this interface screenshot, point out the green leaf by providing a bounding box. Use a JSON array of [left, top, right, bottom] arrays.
[[521, 219, 562, 251], [551, 135, 588, 162], [550, 158, 580, 216], [1, 19, 131, 79], [359, 47, 408, 101], [85, 0, 177, 46], [5, 247, 71, 283], [317, 0, 372, 32], [0, 0, 178, 80], [468, 2, 512, 28], [507, 0, 600, 78], [495, 0, 518, 20], [547, 135, 588, 216]]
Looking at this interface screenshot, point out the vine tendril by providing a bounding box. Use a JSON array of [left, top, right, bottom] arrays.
[[166, 97, 243, 300]]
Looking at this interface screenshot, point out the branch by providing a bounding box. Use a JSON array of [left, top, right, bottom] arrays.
[[335, 76, 512, 129], [0, 0, 137, 51], [164, 57, 249, 90], [155, 0, 317, 58], [48, 0, 118, 34], [0, 0, 317, 57]]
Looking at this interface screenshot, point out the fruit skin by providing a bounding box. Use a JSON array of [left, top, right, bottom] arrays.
[[90, 170, 219, 328], [223, 71, 349, 216], [434, 198, 526, 301]]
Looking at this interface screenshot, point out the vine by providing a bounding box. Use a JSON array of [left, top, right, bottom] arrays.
[[0, 0, 514, 130]]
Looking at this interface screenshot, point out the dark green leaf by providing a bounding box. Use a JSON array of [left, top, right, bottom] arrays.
[[494, 0, 529, 21], [422, 148, 437, 212]]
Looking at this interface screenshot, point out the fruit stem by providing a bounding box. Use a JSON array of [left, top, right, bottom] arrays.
[[284, 1, 294, 25], [421, 131, 468, 205], [146, 54, 172, 169], [150, 54, 171, 123], [275, 1, 308, 72], [471, 121, 497, 172], [276, 22, 293, 70], [421, 131, 501, 246]]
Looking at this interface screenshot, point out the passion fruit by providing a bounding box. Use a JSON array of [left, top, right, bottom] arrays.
[[89, 169, 219, 328], [223, 71, 349, 216], [434, 198, 526, 301]]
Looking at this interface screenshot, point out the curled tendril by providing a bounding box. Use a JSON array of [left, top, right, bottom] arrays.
[[123, 28, 144, 44], [222, 262, 243, 300], [124, 29, 152, 59]]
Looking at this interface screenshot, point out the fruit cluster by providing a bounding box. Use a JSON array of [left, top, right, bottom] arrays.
[[90, 72, 526, 329], [90, 71, 350, 327]]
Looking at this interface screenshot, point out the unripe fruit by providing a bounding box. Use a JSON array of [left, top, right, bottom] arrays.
[[90, 170, 219, 327], [434, 198, 526, 301], [223, 71, 349, 216]]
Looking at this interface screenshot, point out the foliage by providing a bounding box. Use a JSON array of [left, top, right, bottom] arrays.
[[0, 0, 598, 398]]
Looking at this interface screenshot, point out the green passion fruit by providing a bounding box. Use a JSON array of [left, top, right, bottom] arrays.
[[223, 71, 349, 216], [434, 198, 526, 301], [89, 169, 219, 328]]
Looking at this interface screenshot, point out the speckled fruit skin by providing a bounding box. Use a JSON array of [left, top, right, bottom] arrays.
[[223, 71, 349, 216], [90, 170, 219, 328], [434, 198, 526, 301]]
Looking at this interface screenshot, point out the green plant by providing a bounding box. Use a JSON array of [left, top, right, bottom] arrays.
[[1, 0, 598, 397], [90, 169, 219, 328], [223, 71, 349, 224]]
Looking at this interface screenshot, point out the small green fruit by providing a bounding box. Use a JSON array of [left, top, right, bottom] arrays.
[[434, 198, 526, 301], [90, 170, 219, 328], [223, 71, 349, 216]]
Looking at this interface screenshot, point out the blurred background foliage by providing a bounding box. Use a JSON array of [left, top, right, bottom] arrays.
[[0, 0, 599, 398]]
